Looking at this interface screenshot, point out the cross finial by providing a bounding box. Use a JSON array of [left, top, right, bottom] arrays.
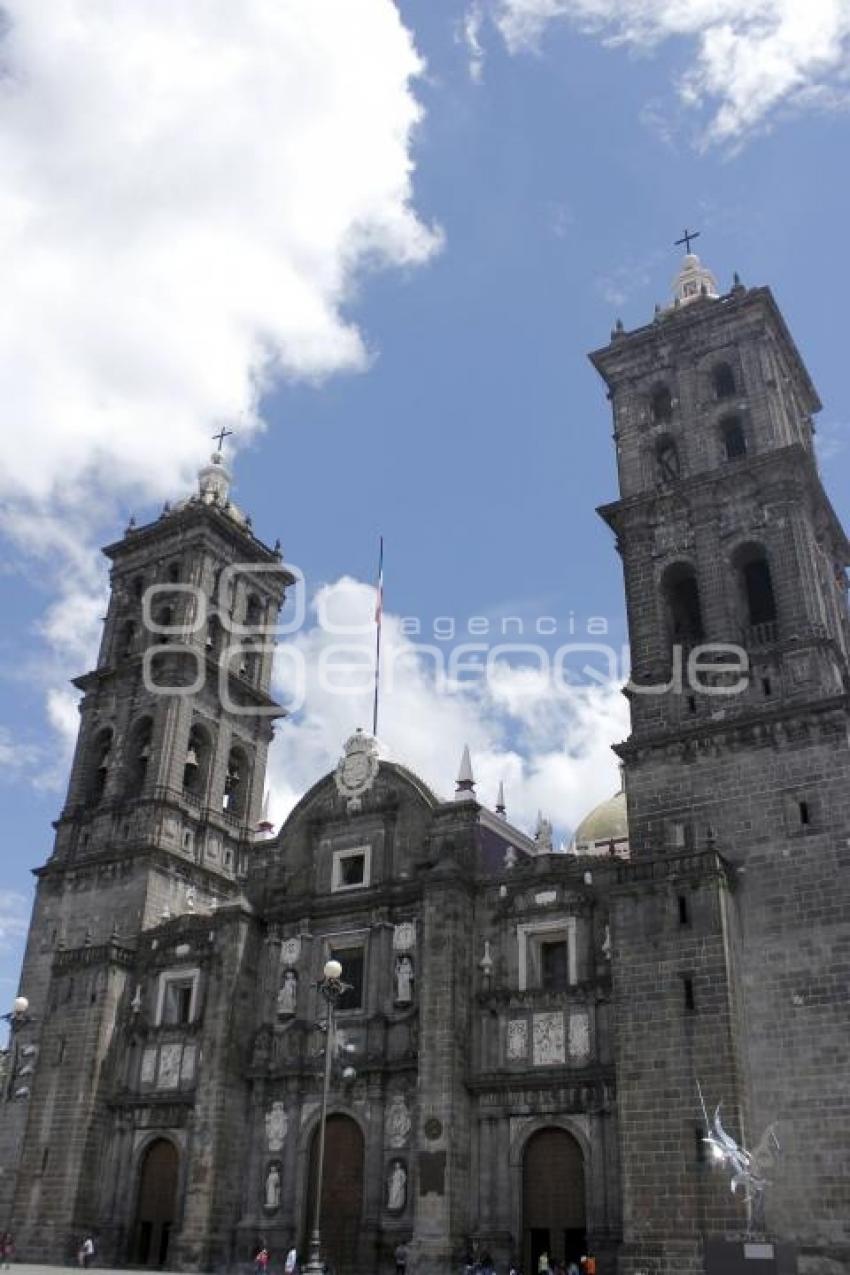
[[675, 228, 700, 255], [212, 427, 233, 453]]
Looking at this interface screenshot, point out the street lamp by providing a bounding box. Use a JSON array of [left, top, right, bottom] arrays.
[[1, 996, 33, 1101], [303, 958, 351, 1275]]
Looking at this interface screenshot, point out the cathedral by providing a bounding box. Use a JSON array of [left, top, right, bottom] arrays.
[[1, 254, 849, 1275]]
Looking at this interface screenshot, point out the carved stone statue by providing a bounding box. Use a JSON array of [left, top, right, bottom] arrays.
[[277, 969, 298, 1016], [264, 1162, 281, 1210], [386, 1093, 412, 1147], [395, 955, 414, 1004], [265, 1101, 288, 1153], [387, 1160, 407, 1212]]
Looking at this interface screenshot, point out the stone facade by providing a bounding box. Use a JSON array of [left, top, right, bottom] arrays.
[[0, 266, 848, 1275]]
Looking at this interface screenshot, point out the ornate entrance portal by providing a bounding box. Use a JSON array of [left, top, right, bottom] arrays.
[[306, 1115, 365, 1275], [133, 1138, 179, 1267], [522, 1128, 586, 1271]]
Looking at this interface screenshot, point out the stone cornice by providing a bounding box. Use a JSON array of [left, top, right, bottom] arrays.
[[588, 285, 821, 414], [618, 691, 850, 762]]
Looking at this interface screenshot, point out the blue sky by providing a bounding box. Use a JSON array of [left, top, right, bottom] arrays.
[[1, 0, 849, 998]]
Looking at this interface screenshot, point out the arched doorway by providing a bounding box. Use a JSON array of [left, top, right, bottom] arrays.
[[133, 1138, 179, 1267], [305, 1115, 364, 1275], [522, 1128, 586, 1272]]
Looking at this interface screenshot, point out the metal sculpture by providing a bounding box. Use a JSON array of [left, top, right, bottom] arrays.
[[698, 1083, 781, 1231]]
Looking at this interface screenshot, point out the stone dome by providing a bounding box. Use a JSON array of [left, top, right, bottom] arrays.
[[572, 787, 629, 856]]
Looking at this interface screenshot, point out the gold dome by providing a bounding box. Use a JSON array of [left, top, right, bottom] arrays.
[[573, 788, 628, 852]]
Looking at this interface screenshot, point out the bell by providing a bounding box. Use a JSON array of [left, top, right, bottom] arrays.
[[229, 767, 241, 784], [185, 748, 199, 768], [139, 743, 151, 760]]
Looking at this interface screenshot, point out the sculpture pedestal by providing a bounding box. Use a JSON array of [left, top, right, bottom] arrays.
[[704, 1238, 797, 1274]]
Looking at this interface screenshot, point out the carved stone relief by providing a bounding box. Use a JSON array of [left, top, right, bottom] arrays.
[[532, 1012, 565, 1066], [507, 1019, 528, 1061]]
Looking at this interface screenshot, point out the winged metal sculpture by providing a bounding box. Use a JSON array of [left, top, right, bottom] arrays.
[[698, 1082, 780, 1230]]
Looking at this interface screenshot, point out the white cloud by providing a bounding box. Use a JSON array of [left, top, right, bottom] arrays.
[[266, 578, 628, 845], [0, 728, 41, 779], [461, 3, 488, 82], [492, 0, 850, 142], [0, 891, 30, 951], [0, 0, 441, 788], [814, 419, 849, 466], [0, 0, 440, 524]]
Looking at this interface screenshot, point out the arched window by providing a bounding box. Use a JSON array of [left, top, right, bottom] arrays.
[[87, 728, 113, 805], [245, 593, 263, 627], [118, 619, 136, 659], [183, 723, 211, 797], [132, 575, 145, 600], [206, 615, 223, 656], [662, 562, 705, 646], [239, 639, 261, 684], [167, 561, 182, 584], [223, 747, 248, 817], [712, 362, 736, 400], [154, 604, 174, 645], [656, 436, 680, 483], [650, 384, 673, 424], [721, 415, 747, 460], [734, 544, 777, 635], [126, 719, 153, 798]]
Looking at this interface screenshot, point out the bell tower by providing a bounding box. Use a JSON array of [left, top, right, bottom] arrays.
[[53, 446, 293, 914], [591, 256, 850, 1272], [0, 448, 294, 1234]]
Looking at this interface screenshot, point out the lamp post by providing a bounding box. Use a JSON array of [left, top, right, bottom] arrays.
[[303, 959, 350, 1275], [1, 997, 33, 1101]]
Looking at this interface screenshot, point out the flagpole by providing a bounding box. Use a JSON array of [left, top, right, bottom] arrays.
[[372, 536, 384, 737]]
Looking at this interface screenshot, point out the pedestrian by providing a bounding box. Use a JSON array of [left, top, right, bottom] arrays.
[[538, 1252, 550, 1275], [1, 1232, 14, 1269], [394, 1239, 408, 1275], [567, 1262, 579, 1275], [80, 1236, 94, 1270], [254, 1246, 270, 1275], [284, 1245, 298, 1275]]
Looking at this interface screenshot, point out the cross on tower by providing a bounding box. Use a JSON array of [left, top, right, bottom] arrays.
[[212, 427, 233, 453], [675, 228, 700, 254]]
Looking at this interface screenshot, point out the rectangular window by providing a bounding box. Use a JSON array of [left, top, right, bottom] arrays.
[[330, 946, 365, 1011], [164, 980, 193, 1025], [156, 970, 200, 1026], [331, 846, 371, 892], [678, 895, 690, 926], [517, 920, 575, 992], [541, 940, 568, 991], [683, 976, 695, 1012]]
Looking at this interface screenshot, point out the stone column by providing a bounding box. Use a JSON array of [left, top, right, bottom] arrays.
[[410, 813, 476, 1275]]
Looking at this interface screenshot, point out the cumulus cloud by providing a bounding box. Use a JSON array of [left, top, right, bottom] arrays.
[[266, 578, 629, 845], [492, 0, 850, 142], [0, 0, 439, 523], [0, 0, 442, 793]]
